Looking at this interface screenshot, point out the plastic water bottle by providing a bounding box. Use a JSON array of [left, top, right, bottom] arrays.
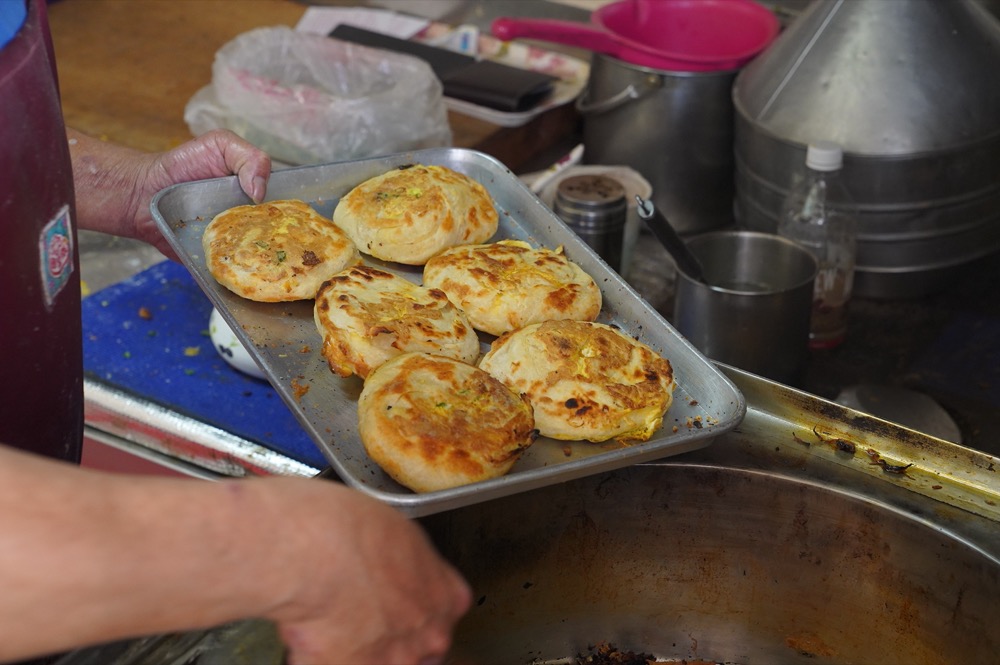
[[778, 141, 857, 349]]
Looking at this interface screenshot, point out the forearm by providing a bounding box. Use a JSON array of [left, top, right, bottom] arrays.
[[0, 446, 297, 660], [66, 128, 151, 237]]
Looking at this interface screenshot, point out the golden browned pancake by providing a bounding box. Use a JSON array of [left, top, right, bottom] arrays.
[[358, 352, 537, 492], [422, 239, 602, 336], [478, 320, 674, 443], [202, 199, 360, 302], [314, 265, 480, 379], [332, 164, 499, 265]]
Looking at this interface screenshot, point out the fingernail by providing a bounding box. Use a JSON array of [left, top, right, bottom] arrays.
[[251, 175, 267, 203]]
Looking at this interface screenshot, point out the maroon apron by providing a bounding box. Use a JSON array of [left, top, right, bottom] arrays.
[[0, 0, 83, 464]]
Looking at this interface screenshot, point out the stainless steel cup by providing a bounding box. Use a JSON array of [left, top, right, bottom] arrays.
[[673, 231, 818, 384]]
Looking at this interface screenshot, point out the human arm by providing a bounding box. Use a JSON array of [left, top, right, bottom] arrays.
[[67, 128, 271, 258], [0, 445, 471, 664]]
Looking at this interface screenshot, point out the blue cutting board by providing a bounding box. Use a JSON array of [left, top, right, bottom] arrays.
[[82, 260, 326, 470]]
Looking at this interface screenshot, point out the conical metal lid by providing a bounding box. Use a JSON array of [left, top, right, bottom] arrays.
[[735, 0, 1000, 156]]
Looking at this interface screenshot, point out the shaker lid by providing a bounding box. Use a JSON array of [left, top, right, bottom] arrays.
[[555, 174, 626, 210]]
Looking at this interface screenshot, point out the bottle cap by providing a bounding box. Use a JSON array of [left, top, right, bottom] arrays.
[[806, 141, 844, 171]]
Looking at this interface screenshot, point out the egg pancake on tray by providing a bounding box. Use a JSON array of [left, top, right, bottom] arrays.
[[332, 164, 498, 265], [479, 320, 674, 443], [202, 199, 360, 302], [422, 239, 602, 336], [314, 265, 479, 379], [358, 352, 538, 493]]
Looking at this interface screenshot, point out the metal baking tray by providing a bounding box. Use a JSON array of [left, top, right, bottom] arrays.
[[151, 148, 746, 516]]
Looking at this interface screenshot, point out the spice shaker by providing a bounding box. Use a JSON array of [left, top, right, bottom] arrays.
[[553, 174, 627, 272]]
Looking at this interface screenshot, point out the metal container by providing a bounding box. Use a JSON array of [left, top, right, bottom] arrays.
[[579, 52, 739, 234], [733, 0, 1000, 298], [553, 173, 627, 271], [536, 165, 652, 277], [673, 231, 817, 385]]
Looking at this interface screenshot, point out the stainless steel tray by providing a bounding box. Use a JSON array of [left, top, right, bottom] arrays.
[[151, 148, 746, 516]]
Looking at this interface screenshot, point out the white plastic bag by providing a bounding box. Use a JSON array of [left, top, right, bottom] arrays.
[[185, 26, 452, 165]]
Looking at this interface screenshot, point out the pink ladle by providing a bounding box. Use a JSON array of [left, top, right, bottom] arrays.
[[492, 0, 780, 72]]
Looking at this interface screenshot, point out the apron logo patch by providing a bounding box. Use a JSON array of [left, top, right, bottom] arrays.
[[39, 204, 74, 308]]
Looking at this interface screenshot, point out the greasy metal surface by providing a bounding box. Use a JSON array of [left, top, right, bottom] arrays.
[[712, 365, 1000, 524], [151, 148, 745, 517], [835, 383, 963, 444], [426, 366, 1000, 664]]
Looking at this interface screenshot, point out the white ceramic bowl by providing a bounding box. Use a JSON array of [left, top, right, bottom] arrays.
[[208, 307, 267, 380]]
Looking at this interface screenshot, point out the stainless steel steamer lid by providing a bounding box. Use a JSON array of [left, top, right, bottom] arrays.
[[733, 0, 1000, 297], [735, 0, 1000, 156]]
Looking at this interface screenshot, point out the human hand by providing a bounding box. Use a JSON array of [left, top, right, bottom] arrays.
[[0, 448, 468, 664], [257, 479, 472, 665], [69, 128, 271, 259], [133, 129, 272, 258]]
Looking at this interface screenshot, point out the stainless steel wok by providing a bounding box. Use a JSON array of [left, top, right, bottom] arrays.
[[433, 466, 1000, 663], [428, 365, 1000, 663]]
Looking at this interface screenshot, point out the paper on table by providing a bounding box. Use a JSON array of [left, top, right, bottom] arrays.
[[296, 6, 429, 39]]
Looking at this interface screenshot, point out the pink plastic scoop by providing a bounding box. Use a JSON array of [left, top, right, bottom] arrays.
[[492, 0, 779, 72]]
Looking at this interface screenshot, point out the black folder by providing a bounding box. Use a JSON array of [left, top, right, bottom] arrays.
[[329, 24, 558, 113]]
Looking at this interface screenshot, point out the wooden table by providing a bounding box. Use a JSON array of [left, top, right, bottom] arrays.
[[47, 0, 579, 171]]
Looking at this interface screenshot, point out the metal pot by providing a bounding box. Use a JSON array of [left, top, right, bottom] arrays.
[[733, 0, 1000, 298], [579, 53, 739, 235]]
